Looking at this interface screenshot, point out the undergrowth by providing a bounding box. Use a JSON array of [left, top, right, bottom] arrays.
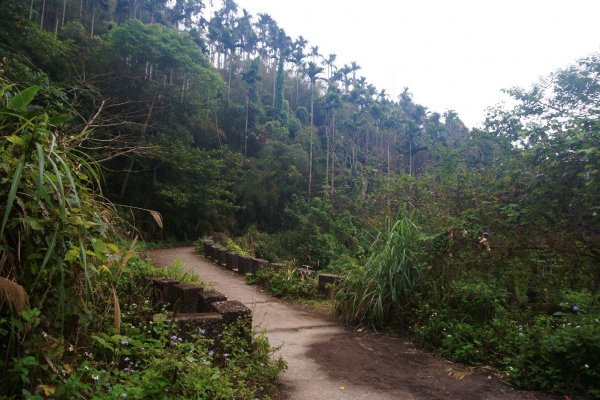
[[246, 266, 318, 300], [0, 79, 285, 398]]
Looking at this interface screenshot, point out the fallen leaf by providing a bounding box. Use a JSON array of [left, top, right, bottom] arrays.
[[37, 384, 56, 396], [339, 386, 345, 390], [63, 364, 74, 374]]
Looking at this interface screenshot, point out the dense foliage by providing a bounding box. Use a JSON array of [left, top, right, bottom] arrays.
[[0, 65, 283, 398], [1, 0, 599, 397]]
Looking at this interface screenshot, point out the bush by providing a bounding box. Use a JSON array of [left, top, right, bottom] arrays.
[[247, 266, 318, 300], [410, 283, 600, 398], [509, 312, 600, 396]]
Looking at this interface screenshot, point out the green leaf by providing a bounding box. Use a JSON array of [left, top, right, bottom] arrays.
[[35, 143, 45, 199], [22, 217, 44, 231], [107, 243, 121, 253], [64, 246, 80, 262], [92, 335, 114, 351], [48, 113, 73, 125], [6, 135, 26, 146], [8, 86, 39, 110], [93, 240, 108, 257], [0, 158, 24, 237]]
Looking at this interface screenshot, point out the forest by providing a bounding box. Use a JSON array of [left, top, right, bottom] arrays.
[[0, 0, 598, 398]]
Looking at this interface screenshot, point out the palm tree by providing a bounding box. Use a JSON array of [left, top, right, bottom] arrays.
[[241, 58, 261, 157], [305, 61, 324, 200], [324, 53, 337, 79], [323, 83, 342, 198], [290, 36, 307, 107]]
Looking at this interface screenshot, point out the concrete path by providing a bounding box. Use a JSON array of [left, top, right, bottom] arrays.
[[148, 247, 554, 400]]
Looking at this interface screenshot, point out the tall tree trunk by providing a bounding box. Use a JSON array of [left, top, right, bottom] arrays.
[[119, 96, 156, 198], [387, 129, 391, 218], [29, 0, 34, 20], [272, 61, 276, 107], [90, 4, 96, 38], [227, 54, 233, 103], [331, 112, 335, 198], [308, 79, 314, 201], [214, 104, 222, 147], [40, 0, 46, 28], [409, 139, 412, 177], [295, 73, 300, 107], [362, 126, 370, 201], [61, 0, 67, 26], [325, 123, 329, 198], [244, 93, 249, 157]]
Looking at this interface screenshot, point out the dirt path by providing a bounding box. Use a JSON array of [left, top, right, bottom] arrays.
[[148, 247, 555, 400]]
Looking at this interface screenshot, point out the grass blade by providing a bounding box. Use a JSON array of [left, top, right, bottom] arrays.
[[0, 157, 24, 238]]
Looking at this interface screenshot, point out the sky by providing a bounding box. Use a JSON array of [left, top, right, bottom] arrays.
[[224, 0, 600, 128]]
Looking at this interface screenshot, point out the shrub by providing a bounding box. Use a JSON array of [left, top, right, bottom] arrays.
[[247, 266, 318, 300], [409, 283, 600, 398], [509, 312, 600, 396]]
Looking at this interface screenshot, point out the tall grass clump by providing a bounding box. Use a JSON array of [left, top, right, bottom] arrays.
[[335, 216, 426, 328]]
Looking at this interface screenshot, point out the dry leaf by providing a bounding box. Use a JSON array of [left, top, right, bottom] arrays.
[[37, 384, 56, 396], [111, 285, 121, 332], [0, 277, 29, 312], [63, 364, 74, 374], [149, 210, 163, 230]]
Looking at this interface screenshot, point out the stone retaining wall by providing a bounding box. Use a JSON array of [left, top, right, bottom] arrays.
[[150, 277, 251, 340], [201, 240, 341, 296]]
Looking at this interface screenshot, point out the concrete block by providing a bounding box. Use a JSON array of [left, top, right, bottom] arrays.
[[211, 300, 251, 325], [198, 290, 227, 312], [212, 247, 223, 265], [149, 277, 179, 310], [218, 247, 228, 266], [226, 251, 239, 271], [173, 283, 203, 313], [170, 312, 224, 340], [270, 262, 285, 271], [237, 256, 252, 274], [203, 241, 213, 258], [318, 273, 341, 294], [246, 257, 268, 274]]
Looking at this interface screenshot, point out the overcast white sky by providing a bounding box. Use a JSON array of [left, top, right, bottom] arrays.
[[225, 0, 600, 128]]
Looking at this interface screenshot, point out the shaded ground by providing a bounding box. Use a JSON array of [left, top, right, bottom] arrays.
[[148, 246, 557, 400]]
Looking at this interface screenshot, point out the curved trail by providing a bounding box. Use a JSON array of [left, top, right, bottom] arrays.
[[148, 247, 553, 400]]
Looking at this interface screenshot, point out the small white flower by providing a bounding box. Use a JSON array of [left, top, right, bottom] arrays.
[[585, 364, 589, 368]]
